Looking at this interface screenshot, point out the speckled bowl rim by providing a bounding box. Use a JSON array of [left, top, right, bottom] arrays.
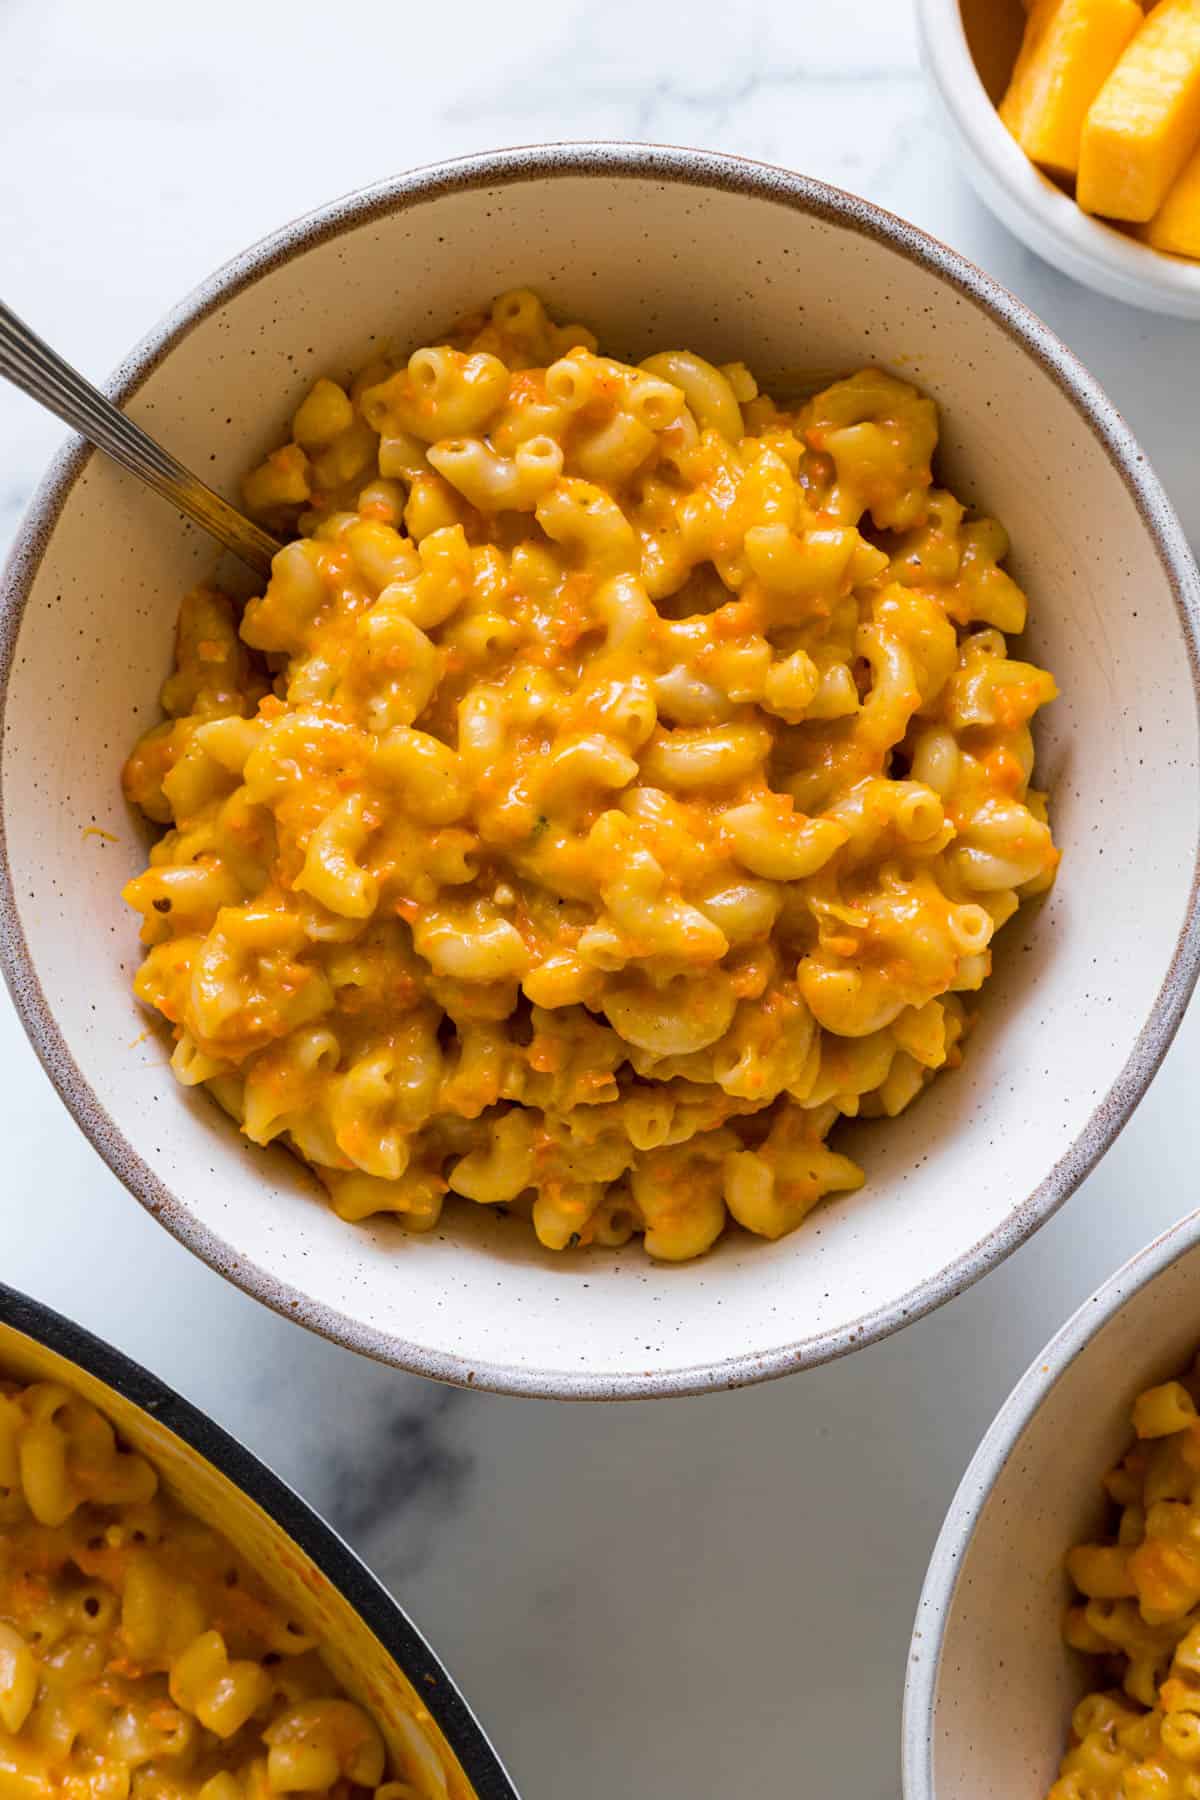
[[900, 1203, 1200, 1799], [2, 141, 1199, 1400], [916, 0, 1200, 316], [0, 1280, 520, 1799]]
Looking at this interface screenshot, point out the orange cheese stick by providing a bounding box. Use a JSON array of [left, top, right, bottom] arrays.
[[1079, 0, 1200, 219], [1138, 132, 1200, 251], [1000, 0, 1143, 178]]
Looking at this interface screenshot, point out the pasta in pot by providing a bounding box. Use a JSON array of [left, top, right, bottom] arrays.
[[121, 288, 1060, 1262], [0, 1376, 446, 1800]]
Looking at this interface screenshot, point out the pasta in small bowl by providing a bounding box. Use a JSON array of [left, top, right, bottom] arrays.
[[904, 1209, 1200, 1800], [1, 144, 1198, 1395], [0, 1281, 518, 1800]]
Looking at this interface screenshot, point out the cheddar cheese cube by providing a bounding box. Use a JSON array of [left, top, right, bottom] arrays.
[[1138, 133, 1200, 251], [999, 0, 1143, 178], [1078, 0, 1200, 220]]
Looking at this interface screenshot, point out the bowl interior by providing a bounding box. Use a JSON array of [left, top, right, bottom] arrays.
[[959, 0, 1026, 106], [3, 154, 1198, 1393], [913, 1228, 1200, 1797], [0, 1311, 489, 1799]]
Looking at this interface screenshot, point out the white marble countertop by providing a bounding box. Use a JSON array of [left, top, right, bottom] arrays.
[[2, 2, 1200, 1795]]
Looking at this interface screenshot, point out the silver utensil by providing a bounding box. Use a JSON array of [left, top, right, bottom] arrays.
[[0, 299, 281, 578]]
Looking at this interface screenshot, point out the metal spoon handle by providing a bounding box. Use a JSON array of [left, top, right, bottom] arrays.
[[0, 299, 280, 579]]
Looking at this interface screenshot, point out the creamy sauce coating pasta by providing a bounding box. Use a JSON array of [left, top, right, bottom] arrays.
[[121, 290, 1060, 1260]]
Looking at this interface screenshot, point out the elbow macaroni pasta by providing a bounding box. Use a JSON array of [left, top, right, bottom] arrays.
[[1048, 1357, 1200, 1800], [0, 1377, 437, 1800], [121, 288, 1060, 1261]]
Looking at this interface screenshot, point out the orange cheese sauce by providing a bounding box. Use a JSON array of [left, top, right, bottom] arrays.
[[120, 289, 1060, 1262]]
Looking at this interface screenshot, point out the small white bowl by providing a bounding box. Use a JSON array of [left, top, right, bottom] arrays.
[[2, 144, 1200, 1397], [917, 0, 1200, 317], [904, 1208, 1200, 1798]]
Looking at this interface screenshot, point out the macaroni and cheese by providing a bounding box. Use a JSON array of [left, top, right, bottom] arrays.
[[0, 1376, 432, 1800], [122, 289, 1060, 1261], [1048, 1359, 1200, 1799]]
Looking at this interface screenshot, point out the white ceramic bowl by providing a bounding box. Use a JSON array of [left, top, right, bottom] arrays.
[[2, 144, 1199, 1398], [917, 0, 1200, 317], [0, 1281, 519, 1799], [903, 1207, 1200, 1798]]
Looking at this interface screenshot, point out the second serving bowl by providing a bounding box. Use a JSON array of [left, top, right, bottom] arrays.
[[904, 1207, 1200, 1799], [2, 143, 1199, 1396], [917, 0, 1200, 317]]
